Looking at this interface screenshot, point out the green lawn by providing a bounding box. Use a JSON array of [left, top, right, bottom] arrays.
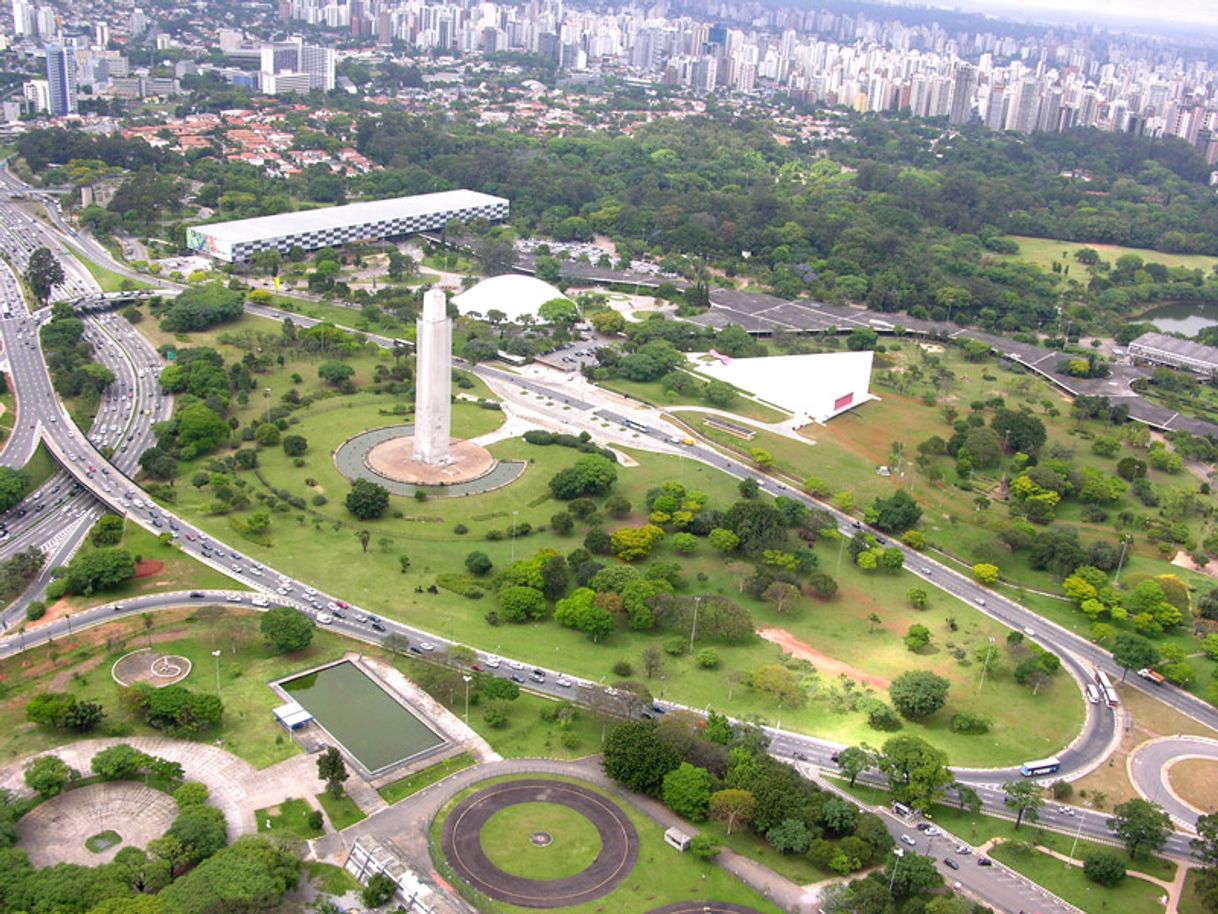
[[23, 441, 56, 490], [307, 861, 362, 897], [431, 774, 783, 914], [127, 317, 1085, 766], [1180, 868, 1211, 914], [378, 752, 477, 804], [1003, 235, 1218, 273], [257, 797, 324, 839], [56, 521, 247, 614], [316, 790, 367, 830], [259, 292, 418, 338], [464, 689, 609, 761], [991, 843, 1168, 914], [70, 251, 153, 293], [84, 830, 121, 853], [0, 607, 353, 769], [480, 802, 602, 880], [599, 376, 788, 423]]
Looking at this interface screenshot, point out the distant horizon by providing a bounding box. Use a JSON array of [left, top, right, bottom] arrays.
[[912, 0, 1218, 33]]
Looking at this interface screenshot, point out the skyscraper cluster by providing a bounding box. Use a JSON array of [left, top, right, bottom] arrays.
[[277, 0, 1218, 161]]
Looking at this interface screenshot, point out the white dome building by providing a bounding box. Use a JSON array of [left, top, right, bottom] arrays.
[[453, 274, 570, 323]]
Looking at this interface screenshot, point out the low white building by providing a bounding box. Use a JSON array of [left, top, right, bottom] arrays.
[[691, 350, 875, 423], [452, 273, 569, 323]]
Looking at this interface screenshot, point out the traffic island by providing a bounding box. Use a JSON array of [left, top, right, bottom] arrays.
[[439, 778, 639, 908]]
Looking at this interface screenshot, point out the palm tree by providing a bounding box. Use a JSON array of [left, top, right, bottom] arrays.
[[356, 529, 371, 553], [867, 613, 882, 633]]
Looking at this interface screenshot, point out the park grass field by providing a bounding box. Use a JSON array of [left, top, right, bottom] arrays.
[[123, 314, 1089, 766], [257, 797, 324, 839], [48, 522, 246, 615], [0, 607, 354, 768], [163, 413, 1084, 764], [481, 802, 603, 879], [316, 790, 366, 830], [990, 843, 1168, 914], [430, 773, 784, 914], [1003, 235, 1218, 274], [599, 375, 788, 423]]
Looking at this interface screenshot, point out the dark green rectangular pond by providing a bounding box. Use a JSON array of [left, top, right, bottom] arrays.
[[281, 661, 445, 773]]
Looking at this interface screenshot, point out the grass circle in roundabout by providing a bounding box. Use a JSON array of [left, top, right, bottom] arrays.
[[441, 778, 638, 908], [480, 801, 604, 880], [644, 905, 765, 914]]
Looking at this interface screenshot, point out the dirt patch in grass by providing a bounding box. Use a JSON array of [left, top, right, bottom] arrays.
[[1167, 758, 1218, 813], [133, 560, 165, 579], [25, 597, 78, 632], [758, 626, 891, 690]]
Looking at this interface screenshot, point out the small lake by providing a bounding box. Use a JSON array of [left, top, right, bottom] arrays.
[[281, 661, 445, 772], [1140, 301, 1218, 337]]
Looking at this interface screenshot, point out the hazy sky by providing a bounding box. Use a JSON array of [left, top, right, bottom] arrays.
[[933, 0, 1218, 30]]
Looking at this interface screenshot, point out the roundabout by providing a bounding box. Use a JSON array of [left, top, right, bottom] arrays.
[[440, 778, 639, 908], [1130, 736, 1218, 826]]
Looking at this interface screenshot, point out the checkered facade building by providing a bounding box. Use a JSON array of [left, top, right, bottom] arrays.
[[187, 190, 509, 263]]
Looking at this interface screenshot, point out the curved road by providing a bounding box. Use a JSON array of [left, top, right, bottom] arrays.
[[1130, 737, 1218, 828]]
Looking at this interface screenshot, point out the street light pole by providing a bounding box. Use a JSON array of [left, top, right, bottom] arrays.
[[510, 510, 519, 562], [836, 531, 846, 575], [462, 674, 472, 723], [689, 595, 701, 654], [889, 848, 904, 892], [978, 637, 996, 694], [212, 650, 222, 697], [1114, 536, 1132, 586], [264, 387, 271, 423], [1069, 809, 1087, 862]]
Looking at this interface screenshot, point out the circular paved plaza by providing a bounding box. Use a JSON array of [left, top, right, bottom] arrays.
[[16, 782, 178, 867], [334, 425, 526, 497], [440, 778, 639, 908], [645, 905, 765, 914]]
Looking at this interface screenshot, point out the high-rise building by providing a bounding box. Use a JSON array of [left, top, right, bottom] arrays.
[[93, 21, 109, 48], [128, 8, 148, 36], [44, 43, 76, 116], [949, 64, 974, 125], [301, 42, 335, 91], [22, 78, 48, 112], [34, 4, 55, 37], [11, 0, 33, 36]]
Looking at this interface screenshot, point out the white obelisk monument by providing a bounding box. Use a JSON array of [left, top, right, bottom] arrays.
[[413, 288, 452, 465]]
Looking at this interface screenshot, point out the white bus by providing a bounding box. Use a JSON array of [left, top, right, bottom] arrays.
[[1095, 669, 1119, 708], [1020, 756, 1062, 778]]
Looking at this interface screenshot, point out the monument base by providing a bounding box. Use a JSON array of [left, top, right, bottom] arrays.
[[365, 435, 495, 486]]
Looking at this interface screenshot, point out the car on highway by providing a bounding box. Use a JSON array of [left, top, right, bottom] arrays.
[[944, 858, 959, 870], [418, 642, 435, 652], [530, 669, 546, 682], [977, 857, 993, 867], [370, 621, 386, 632], [189, 591, 204, 599], [556, 677, 572, 688], [484, 655, 502, 668], [510, 674, 525, 683], [900, 835, 917, 847], [316, 613, 334, 624]]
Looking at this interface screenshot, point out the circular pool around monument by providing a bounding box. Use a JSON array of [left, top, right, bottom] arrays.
[[333, 425, 526, 497]]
